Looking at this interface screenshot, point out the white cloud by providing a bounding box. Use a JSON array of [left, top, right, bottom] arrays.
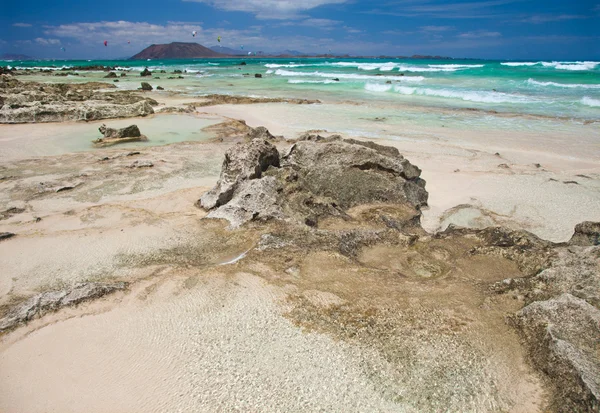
[[278, 18, 341, 30], [13, 23, 33, 28], [517, 14, 587, 24], [35, 38, 61, 45], [182, 0, 349, 19], [420, 25, 454, 32], [458, 30, 501, 39]]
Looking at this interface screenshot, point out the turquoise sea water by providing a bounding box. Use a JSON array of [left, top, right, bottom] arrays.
[[3, 58, 600, 120]]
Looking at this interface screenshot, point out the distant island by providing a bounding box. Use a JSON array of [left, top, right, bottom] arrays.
[[130, 42, 227, 60], [129, 42, 457, 60]]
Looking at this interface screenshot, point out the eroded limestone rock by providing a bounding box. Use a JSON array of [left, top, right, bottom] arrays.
[[0, 282, 128, 332]]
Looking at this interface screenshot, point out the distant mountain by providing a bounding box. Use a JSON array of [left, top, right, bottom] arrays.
[[1, 53, 34, 60], [209, 46, 247, 56], [129, 42, 228, 60]]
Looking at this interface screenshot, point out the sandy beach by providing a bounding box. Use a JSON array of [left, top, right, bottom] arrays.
[[0, 67, 598, 412]]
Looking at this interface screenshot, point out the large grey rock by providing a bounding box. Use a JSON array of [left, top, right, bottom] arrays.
[[199, 132, 428, 228], [569, 221, 600, 246], [199, 138, 280, 210], [0, 282, 128, 332], [513, 294, 600, 413], [283, 138, 427, 209]]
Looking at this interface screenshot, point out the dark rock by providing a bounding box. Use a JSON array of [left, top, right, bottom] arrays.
[[129, 160, 154, 168], [255, 74, 263, 78], [120, 72, 126, 77], [93, 124, 148, 146], [332, 78, 340, 81], [0, 232, 15, 241], [173, 70, 183, 74], [239, 62, 247, 65], [113, 79, 119, 82], [156, 86, 164, 90], [140, 68, 152, 77], [569, 221, 600, 246], [104, 72, 118, 78], [154, 77, 160, 79], [246, 126, 275, 141], [140, 82, 153, 91]]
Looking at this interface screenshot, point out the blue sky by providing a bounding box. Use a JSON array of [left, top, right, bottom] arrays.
[[3, 0, 600, 59]]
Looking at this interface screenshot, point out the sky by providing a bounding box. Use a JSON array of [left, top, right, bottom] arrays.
[[2, 0, 600, 60]]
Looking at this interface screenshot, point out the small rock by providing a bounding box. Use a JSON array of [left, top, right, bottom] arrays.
[[157, 86, 164, 90], [113, 79, 119, 82], [255, 74, 263, 78], [140, 82, 153, 91], [498, 163, 510, 169], [104, 72, 117, 78], [129, 160, 154, 168], [140, 67, 152, 77], [0, 232, 15, 241], [120, 72, 127, 77]]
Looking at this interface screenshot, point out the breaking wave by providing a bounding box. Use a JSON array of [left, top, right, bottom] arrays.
[[392, 85, 534, 104], [528, 79, 600, 89], [274, 69, 425, 82], [581, 97, 600, 107]]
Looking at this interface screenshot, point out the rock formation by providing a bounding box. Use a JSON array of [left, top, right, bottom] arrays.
[[140, 82, 153, 91], [197, 127, 600, 411], [0, 76, 156, 123], [199, 131, 427, 228], [0, 282, 128, 332], [93, 124, 148, 147]]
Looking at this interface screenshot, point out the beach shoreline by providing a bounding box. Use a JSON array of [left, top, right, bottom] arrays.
[[0, 65, 599, 412]]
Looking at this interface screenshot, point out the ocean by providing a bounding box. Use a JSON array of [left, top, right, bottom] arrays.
[[4, 58, 600, 121]]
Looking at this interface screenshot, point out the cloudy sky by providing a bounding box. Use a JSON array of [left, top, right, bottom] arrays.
[[2, 0, 599, 59]]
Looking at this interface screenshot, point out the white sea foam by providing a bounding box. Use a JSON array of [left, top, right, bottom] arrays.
[[581, 97, 600, 107], [274, 69, 424, 82], [501, 62, 539, 67], [266, 69, 274, 74], [428, 64, 485, 69], [330, 61, 482, 72], [288, 79, 337, 84], [265, 63, 312, 68], [528, 79, 600, 89], [364, 83, 393, 92], [393, 85, 533, 104], [542, 61, 599, 71]]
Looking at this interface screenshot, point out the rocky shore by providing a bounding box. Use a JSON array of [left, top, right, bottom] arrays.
[[0, 75, 156, 123], [0, 122, 597, 411], [0, 64, 598, 412]]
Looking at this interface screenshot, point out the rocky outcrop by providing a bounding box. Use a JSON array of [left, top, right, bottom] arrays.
[[185, 94, 320, 108], [140, 82, 153, 91], [569, 221, 600, 246], [93, 124, 148, 147], [140, 68, 152, 77], [0, 76, 156, 123], [513, 294, 600, 413], [199, 131, 427, 228], [104, 72, 118, 78], [492, 233, 600, 412], [199, 138, 280, 211], [0, 282, 128, 332]]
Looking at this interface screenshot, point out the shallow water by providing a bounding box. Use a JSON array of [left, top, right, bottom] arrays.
[[5, 57, 600, 121], [0, 114, 219, 160]]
